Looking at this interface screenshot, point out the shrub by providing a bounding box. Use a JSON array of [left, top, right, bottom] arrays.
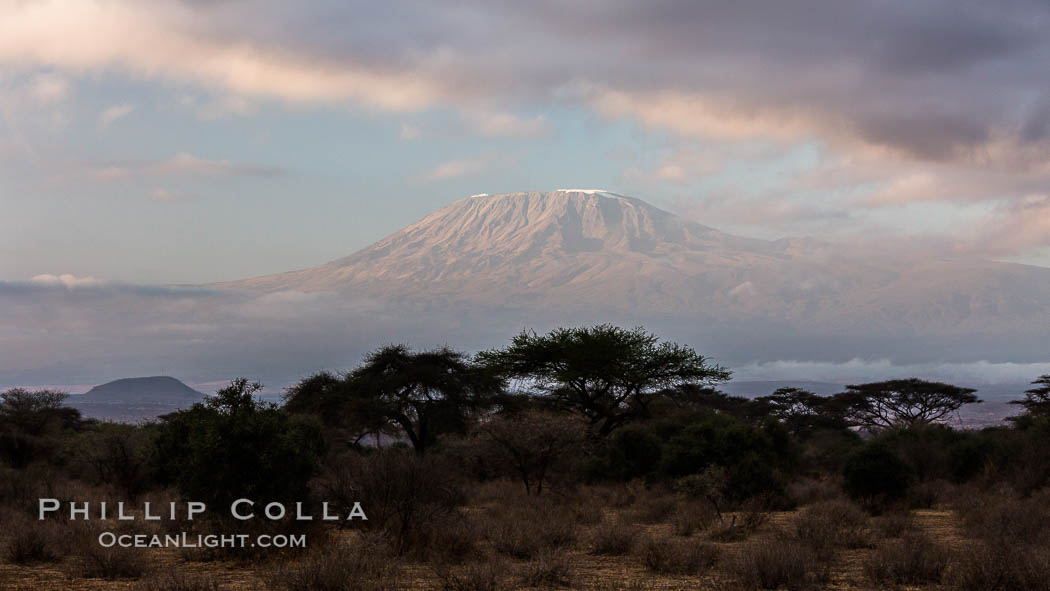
[[624, 493, 677, 524], [639, 536, 719, 575], [671, 501, 716, 536], [317, 449, 466, 557], [662, 413, 788, 502], [873, 511, 917, 538], [587, 426, 663, 481], [433, 559, 510, 591], [785, 477, 841, 507], [948, 541, 1050, 591], [154, 379, 324, 510], [843, 443, 911, 511], [3, 518, 62, 564], [729, 539, 827, 590], [267, 542, 395, 591], [864, 533, 949, 586], [518, 550, 574, 588], [482, 499, 578, 559], [71, 545, 149, 580], [135, 570, 221, 591], [787, 499, 871, 559], [954, 493, 1050, 547], [591, 521, 640, 555]]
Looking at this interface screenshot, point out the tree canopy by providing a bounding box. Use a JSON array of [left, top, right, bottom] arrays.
[[1010, 374, 1050, 419], [476, 325, 730, 436], [833, 379, 980, 430], [287, 345, 504, 454]]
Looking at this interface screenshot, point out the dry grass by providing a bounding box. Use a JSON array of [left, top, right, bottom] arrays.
[[670, 501, 716, 536], [864, 533, 949, 586], [784, 498, 871, 559], [432, 559, 510, 591], [590, 520, 640, 555], [638, 535, 719, 576], [134, 570, 222, 591], [266, 541, 396, 591], [947, 541, 1050, 591], [517, 550, 575, 588], [728, 538, 828, 590]]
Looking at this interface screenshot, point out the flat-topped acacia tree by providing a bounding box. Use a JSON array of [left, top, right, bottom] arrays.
[[476, 325, 730, 437], [1010, 374, 1050, 420], [833, 378, 980, 431]]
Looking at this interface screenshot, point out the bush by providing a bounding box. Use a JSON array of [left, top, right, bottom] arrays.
[[71, 545, 149, 580], [481, 498, 578, 559], [3, 516, 63, 564], [638, 535, 719, 575], [433, 559, 510, 591], [587, 426, 663, 481], [948, 541, 1050, 591], [729, 539, 827, 590], [135, 570, 221, 591], [317, 449, 465, 557], [518, 550, 574, 588], [267, 542, 395, 591], [590, 521, 640, 555], [662, 413, 788, 502], [671, 501, 716, 536], [864, 533, 949, 586], [873, 511, 917, 538], [843, 443, 911, 511], [624, 493, 677, 525], [154, 379, 324, 510], [787, 499, 871, 559]]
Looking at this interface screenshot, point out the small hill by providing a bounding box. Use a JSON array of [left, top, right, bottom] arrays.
[[77, 376, 203, 405]]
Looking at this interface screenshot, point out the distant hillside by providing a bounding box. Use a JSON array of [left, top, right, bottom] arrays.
[[76, 376, 203, 405]]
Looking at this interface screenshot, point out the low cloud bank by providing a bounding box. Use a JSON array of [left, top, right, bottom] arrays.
[[2, 279, 1046, 391]]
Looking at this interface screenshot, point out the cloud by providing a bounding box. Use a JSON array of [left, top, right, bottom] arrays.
[[959, 194, 1050, 256], [26, 72, 69, 103], [88, 153, 283, 181], [97, 103, 135, 128], [0, 1, 452, 111], [465, 111, 549, 138], [30, 273, 102, 288], [421, 156, 489, 181], [399, 122, 421, 140]]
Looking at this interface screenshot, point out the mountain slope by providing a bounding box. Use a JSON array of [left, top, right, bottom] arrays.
[[77, 376, 203, 405], [216, 190, 1050, 336]]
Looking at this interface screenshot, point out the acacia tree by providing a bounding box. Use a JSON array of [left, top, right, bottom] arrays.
[[0, 388, 82, 468], [1010, 375, 1050, 419], [833, 379, 980, 430], [752, 387, 845, 435], [343, 345, 504, 454], [477, 325, 730, 436], [283, 371, 393, 447], [478, 410, 585, 495]]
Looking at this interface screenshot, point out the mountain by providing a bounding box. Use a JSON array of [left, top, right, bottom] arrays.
[[216, 190, 1050, 340], [76, 376, 203, 405]]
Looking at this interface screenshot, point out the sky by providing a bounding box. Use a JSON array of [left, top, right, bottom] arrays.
[[2, 1, 1050, 390], [2, 0, 1050, 286]]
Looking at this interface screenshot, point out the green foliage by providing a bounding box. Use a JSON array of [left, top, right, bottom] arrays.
[[833, 378, 980, 430], [1010, 374, 1050, 419], [843, 442, 911, 509], [477, 325, 730, 436], [662, 413, 790, 501], [586, 425, 663, 481], [154, 378, 324, 509], [752, 387, 846, 436], [287, 346, 502, 454], [0, 388, 82, 468], [69, 422, 154, 499]]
